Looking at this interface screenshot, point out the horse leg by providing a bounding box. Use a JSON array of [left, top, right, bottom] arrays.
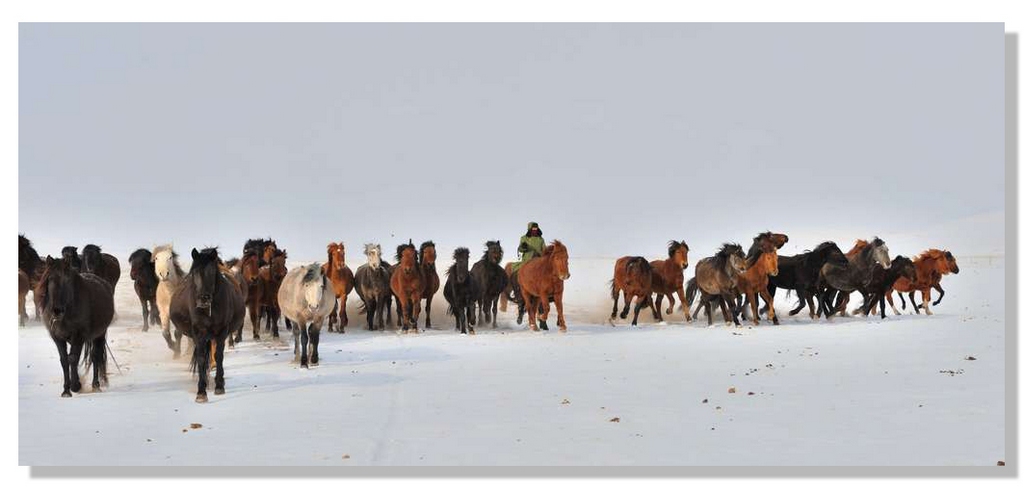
[[886, 290, 901, 315], [650, 295, 663, 322], [310, 322, 321, 366], [523, 293, 538, 332], [490, 296, 498, 327], [619, 293, 633, 320], [272, 307, 281, 338], [747, 292, 760, 326], [412, 294, 422, 332], [140, 297, 150, 331], [932, 284, 945, 306], [631, 294, 642, 326], [537, 292, 550, 330], [54, 339, 72, 397], [195, 337, 210, 403], [727, 296, 741, 326], [424, 295, 433, 329], [214, 337, 226, 395], [610, 285, 620, 322], [922, 288, 933, 315], [328, 301, 337, 332], [339, 292, 349, 332], [173, 329, 184, 359], [788, 290, 805, 316], [909, 291, 921, 314], [91, 336, 105, 391]]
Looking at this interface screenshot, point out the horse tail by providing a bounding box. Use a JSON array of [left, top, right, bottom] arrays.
[[358, 300, 367, 315], [684, 277, 698, 305]]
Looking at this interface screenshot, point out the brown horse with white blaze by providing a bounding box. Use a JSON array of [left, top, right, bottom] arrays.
[[518, 240, 571, 332], [650, 240, 691, 322], [736, 236, 780, 325], [610, 256, 659, 326], [322, 242, 355, 333]]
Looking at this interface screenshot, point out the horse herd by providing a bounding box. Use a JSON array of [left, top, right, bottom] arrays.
[[18, 232, 958, 402]]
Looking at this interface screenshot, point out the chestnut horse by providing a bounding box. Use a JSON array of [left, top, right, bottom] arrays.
[[390, 241, 423, 333], [610, 256, 659, 326], [650, 240, 691, 322], [322, 242, 355, 333], [518, 240, 571, 332], [418, 241, 440, 329], [256, 251, 289, 338], [736, 236, 780, 325], [886, 249, 959, 315]]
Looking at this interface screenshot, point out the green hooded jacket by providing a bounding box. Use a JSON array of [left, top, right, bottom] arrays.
[[515, 222, 546, 270]]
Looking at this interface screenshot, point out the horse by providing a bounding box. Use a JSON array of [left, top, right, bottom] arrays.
[[169, 248, 246, 403], [254, 250, 289, 339], [279, 263, 335, 368], [610, 256, 659, 326], [518, 240, 571, 332], [19, 234, 45, 320], [685, 243, 747, 326], [322, 242, 355, 333], [470, 240, 508, 327], [419, 241, 441, 329], [61, 246, 82, 270], [18, 269, 29, 326], [390, 241, 423, 333], [153, 244, 187, 355], [444, 247, 479, 334], [353, 243, 393, 331], [856, 256, 917, 319], [128, 248, 160, 331], [81, 244, 121, 294], [886, 249, 960, 315], [765, 241, 849, 319], [650, 240, 691, 322], [243, 238, 277, 267], [37, 257, 115, 397], [240, 253, 261, 335], [818, 237, 892, 318], [735, 235, 780, 325]]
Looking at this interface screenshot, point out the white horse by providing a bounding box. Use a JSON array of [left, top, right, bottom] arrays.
[[152, 244, 186, 356], [278, 263, 335, 368]]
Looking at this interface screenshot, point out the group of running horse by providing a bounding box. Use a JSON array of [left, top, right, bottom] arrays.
[[610, 231, 960, 326]]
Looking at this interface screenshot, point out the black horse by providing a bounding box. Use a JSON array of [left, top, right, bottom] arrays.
[[61, 246, 83, 270], [81, 244, 121, 295], [444, 248, 479, 334], [470, 240, 508, 327], [129, 248, 160, 331], [856, 255, 916, 319], [169, 248, 246, 403], [243, 237, 277, 266], [19, 234, 45, 320], [765, 242, 849, 319], [38, 257, 115, 398]]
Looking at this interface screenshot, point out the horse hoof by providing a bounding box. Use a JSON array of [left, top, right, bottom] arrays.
[[300, 363, 309, 369], [92, 383, 101, 392], [214, 387, 225, 395], [558, 327, 567, 333], [142, 326, 149, 332], [196, 393, 208, 403], [529, 325, 539, 332], [71, 382, 82, 393], [61, 391, 72, 398]]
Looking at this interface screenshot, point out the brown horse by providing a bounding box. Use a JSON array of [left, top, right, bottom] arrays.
[[518, 240, 571, 332], [257, 251, 289, 338], [650, 240, 691, 322], [322, 242, 355, 333], [240, 254, 262, 339], [610, 256, 659, 326], [18, 269, 29, 327], [499, 262, 516, 313], [390, 241, 423, 333], [886, 249, 959, 315], [736, 237, 780, 325], [418, 241, 440, 329]]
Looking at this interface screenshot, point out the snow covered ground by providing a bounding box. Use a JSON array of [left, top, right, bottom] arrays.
[[18, 256, 1005, 466]]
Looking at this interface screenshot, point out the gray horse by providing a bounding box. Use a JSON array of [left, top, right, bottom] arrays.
[[818, 237, 892, 317], [685, 244, 748, 326], [278, 263, 335, 368], [354, 243, 393, 331]]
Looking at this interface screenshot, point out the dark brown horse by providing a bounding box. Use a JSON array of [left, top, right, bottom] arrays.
[[419, 241, 440, 329], [256, 251, 289, 338], [322, 242, 355, 333], [470, 240, 508, 327], [169, 248, 246, 403], [518, 240, 571, 332], [735, 236, 779, 325], [129, 248, 160, 331], [37, 257, 115, 397], [610, 256, 659, 326], [19, 234, 45, 320], [81, 244, 121, 294], [650, 240, 691, 322], [390, 241, 423, 333]]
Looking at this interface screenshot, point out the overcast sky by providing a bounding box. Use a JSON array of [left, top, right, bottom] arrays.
[[19, 23, 1004, 262]]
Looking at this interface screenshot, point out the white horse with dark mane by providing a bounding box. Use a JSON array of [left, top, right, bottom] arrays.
[[278, 263, 335, 368], [152, 244, 186, 355]]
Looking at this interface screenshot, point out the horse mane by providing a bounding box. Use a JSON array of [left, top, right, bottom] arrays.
[[846, 239, 869, 257], [667, 240, 688, 257], [224, 258, 239, 268], [19, 234, 42, 271], [395, 242, 417, 263], [712, 243, 744, 268], [302, 264, 321, 283], [83, 244, 102, 254], [857, 237, 885, 261], [419, 241, 435, 256], [364, 243, 380, 256], [446, 247, 470, 278], [129, 248, 151, 263], [746, 234, 775, 264], [542, 240, 565, 256], [916, 249, 946, 262]]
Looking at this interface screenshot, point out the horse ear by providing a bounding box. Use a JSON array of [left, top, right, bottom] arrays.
[[191, 248, 200, 260], [45, 255, 54, 266]]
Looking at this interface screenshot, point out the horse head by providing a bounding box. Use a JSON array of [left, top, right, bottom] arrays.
[[190, 247, 220, 311], [364, 243, 383, 270], [484, 240, 504, 264], [451, 248, 471, 283], [326, 242, 346, 268], [548, 240, 571, 280], [668, 240, 689, 269], [868, 237, 892, 270], [419, 241, 436, 266], [302, 264, 329, 312], [61, 246, 81, 270], [396, 243, 418, 273], [152, 245, 179, 282], [81, 244, 103, 274], [129, 248, 152, 281], [943, 250, 960, 274], [42, 256, 77, 323], [757, 239, 779, 277]]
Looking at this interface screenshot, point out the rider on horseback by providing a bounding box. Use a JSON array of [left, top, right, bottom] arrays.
[[517, 222, 545, 266]]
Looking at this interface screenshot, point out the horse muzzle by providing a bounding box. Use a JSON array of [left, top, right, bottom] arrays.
[[559, 273, 571, 280]]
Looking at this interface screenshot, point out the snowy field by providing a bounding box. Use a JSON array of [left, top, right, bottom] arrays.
[[18, 256, 1005, 466]]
